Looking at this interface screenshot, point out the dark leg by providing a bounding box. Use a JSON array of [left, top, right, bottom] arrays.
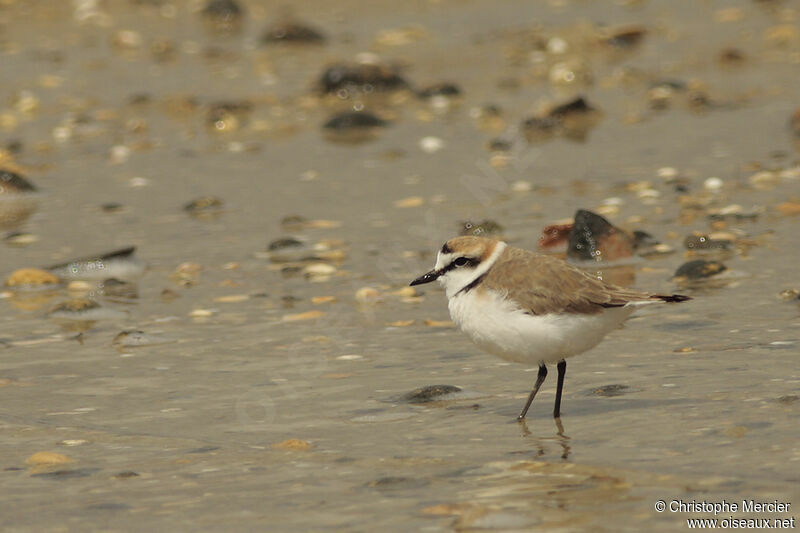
[[517, 364, 548, 420], [554, 359, 566, 418]]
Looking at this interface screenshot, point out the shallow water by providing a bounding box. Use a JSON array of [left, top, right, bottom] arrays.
[[1, 0, 799, 531]]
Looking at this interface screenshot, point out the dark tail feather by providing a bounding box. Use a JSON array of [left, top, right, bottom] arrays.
[[655, 294, 691, 303]]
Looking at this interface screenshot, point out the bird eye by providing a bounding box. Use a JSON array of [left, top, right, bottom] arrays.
[[454, 257, 470, 267]]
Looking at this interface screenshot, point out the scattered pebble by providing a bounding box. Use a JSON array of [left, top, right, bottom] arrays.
[[5, 268, 60, 289], [268, 237, 304, 251], [4, 232, 38, 246], [602, 26, 647, 49], [189, 308, 217, 318], [66, 280, 92, 293], [282, 310, 325, 322], [417, 83, 461, 99], [511, 180, 533, 192], [336, 354, 363, 360], [673, 259, 727, 283], [271, 439, 313, 451], [318, 62, 409, 97], [171, 262, 203, 286], [424, 319, 453, 327], [213, 294, 249, 303], [394, 196, 424, 208], [261, 20, 325, 45], [303, 263, 337, 281], [323, 111, 387, 131], [778, 288, 799, 301], [355, 287, 382, 303], [57, 440, 89, 447], [588, 384, 631, 397], [418, 136, 444, 153], [522, 96, 602, 143], [25, 452, 73, 467], [128, 176, 150, 187], [402, 384, 462, 404], [389, 287, 417, 297], [367, 476, 429, 491], [707, 204, 762, 222], [311, 296, 337, 304], [280, 215, 342, 231], [184, 196, 224, 216], [112, 471, 140, 479], [703, 176, 724, 191]]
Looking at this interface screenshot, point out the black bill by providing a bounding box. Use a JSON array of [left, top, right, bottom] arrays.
[[409, 269, 440, 286]]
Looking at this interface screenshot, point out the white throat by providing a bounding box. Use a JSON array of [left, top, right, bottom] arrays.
[[439, 241, 507, 299]]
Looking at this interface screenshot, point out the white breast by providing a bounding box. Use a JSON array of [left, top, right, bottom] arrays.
[[447, 288, 636, 365]]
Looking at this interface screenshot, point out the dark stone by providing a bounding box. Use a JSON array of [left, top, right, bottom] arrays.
[[112, 471, 140, 479], [187, 446, 220, 454], [184, 196, 224, 213], [487, 138, 512, 151], [417, 83, 462, 99], [605, 27, 646, 48], [261, 22, 325, 44], [522, 97, 601, 143], [673, 259, 727, 281], [402, 384, 461, 404], [100, 202, 124, 213], [649, 79, 687, 91], [322, 111, 387, 131], [268, 237, 304, 251], [548, 96, 595, 118], [367, 476, 429, 491], [318, 63, 409, 95], [589, 384, 630, 397]]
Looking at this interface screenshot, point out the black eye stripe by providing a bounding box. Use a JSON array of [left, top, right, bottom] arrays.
[[440, 256, 479, 274]]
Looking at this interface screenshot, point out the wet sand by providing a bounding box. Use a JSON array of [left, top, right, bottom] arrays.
[[1, 0, 799, 531]]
